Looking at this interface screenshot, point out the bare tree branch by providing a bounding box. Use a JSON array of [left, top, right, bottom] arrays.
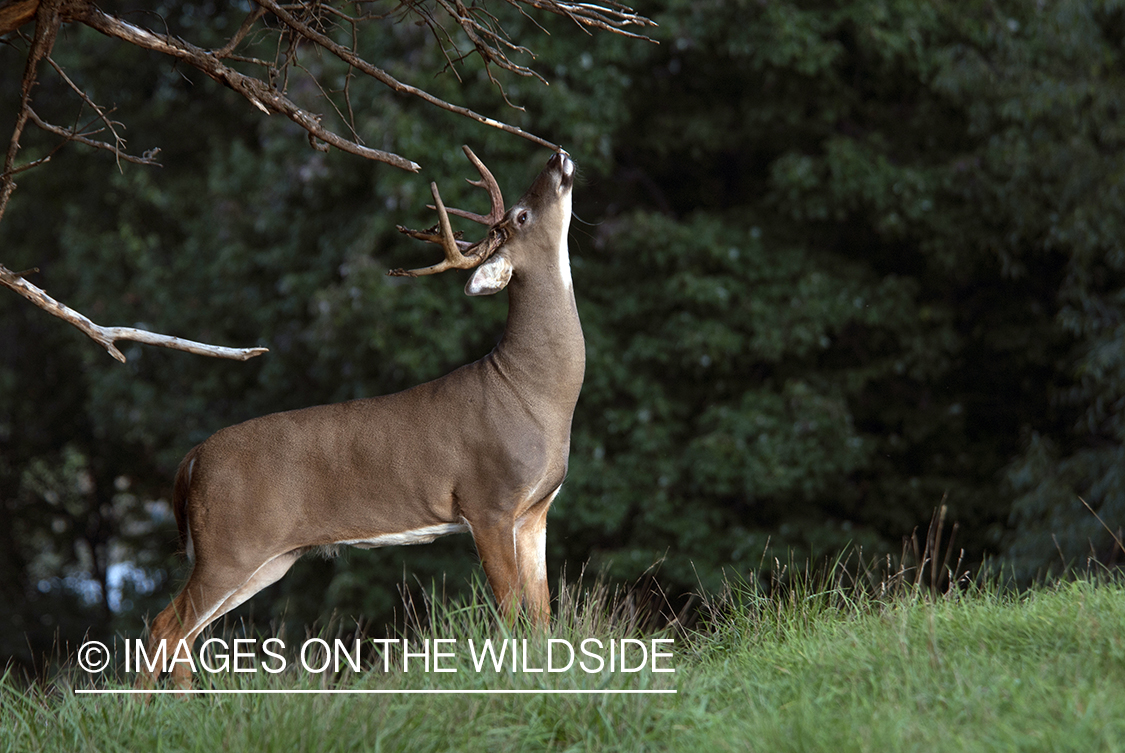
[[253, 0, 560, 151], [3, 0, 655, 178], [71, 4, 424, 171], [434, 0, 545, 83], [0, 0, 61, 227], [46, 55, 125, 149], [214, 6, 268, 58], [0, 0, 37, 36], [0, 264, 269, 362], [26, 107, 161, 166], [413, 0, 658, 92], [520, 0, 657, 38]]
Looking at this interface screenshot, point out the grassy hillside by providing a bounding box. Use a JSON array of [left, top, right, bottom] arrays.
[[3, 573, 1124, 752]]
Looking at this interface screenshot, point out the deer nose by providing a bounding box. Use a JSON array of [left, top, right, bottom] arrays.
[[549, 151, 575, 179]]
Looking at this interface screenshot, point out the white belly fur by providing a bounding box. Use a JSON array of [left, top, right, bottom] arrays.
[[336, 523, 470, 550]]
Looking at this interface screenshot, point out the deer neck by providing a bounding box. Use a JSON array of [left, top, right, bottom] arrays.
[[490, 262, 585, 404]]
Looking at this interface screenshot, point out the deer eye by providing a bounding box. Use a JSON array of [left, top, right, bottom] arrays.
[[517, 211, 529, 225]]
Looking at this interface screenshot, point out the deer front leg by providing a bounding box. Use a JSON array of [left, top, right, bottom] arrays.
[[468, 486, 560, 625], [513, 490, 559, 625], [469, 516, 522, 621]]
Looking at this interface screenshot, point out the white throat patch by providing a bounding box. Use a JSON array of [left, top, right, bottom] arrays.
[[558, 189, 573, 289]]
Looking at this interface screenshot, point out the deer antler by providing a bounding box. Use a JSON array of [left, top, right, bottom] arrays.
[[442, 146, 506, 227], [389, 146, 508, 278]]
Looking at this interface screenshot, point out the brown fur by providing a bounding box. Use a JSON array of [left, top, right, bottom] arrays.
[[170, 446, 199, 553]]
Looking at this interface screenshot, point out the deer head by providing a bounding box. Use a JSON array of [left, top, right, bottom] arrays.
[[389, 145, 575, 296]]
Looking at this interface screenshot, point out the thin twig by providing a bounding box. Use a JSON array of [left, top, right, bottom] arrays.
[[434, 0, 545, 83], [411, 4, 467, 83], [214, 6, 267, 58], [27, 108, 161, 166], [45, 55, 133, 169], [3, 151, 51, 176], [292, 56, 364, 145]]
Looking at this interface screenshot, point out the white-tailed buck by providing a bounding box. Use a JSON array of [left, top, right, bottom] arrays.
[[141, 147, 583, 686]]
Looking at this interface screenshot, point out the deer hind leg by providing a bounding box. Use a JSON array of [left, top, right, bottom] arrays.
[[137, 586, 208, 690], [137, 549, 302, 689]]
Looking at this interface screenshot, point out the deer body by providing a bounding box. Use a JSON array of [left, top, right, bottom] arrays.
[[144, 150, 582, 686]]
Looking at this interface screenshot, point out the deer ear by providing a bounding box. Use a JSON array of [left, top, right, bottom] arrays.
[[465, 254, 513, 296]]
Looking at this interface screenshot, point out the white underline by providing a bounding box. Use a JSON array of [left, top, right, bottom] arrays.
[[75, 688, 677, 695]]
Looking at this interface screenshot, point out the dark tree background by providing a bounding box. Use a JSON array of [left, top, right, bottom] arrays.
[[2, 0, 1124, 673]]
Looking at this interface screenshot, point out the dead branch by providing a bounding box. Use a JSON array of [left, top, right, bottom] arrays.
[[45, 56, 129, 159], [71, 4, 423, 172], [253, 0, 560, 151], [3, 0, 655, 178], [0, 0, 37, 36], [0, 0, 61, 227], [0, 264, 268, 362], [214, 6, 268, 58], [433, 0, 545, 83], [26, 107, 161, 166], [520, 0, 657, 38]]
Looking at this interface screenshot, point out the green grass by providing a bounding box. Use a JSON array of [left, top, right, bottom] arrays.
[[3, 574, 1125, 752]]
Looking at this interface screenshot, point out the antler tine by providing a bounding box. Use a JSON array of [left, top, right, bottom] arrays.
[[430, 145, 507, 227], [396, 226, 473, 252], [388, 182, 482, 278]]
